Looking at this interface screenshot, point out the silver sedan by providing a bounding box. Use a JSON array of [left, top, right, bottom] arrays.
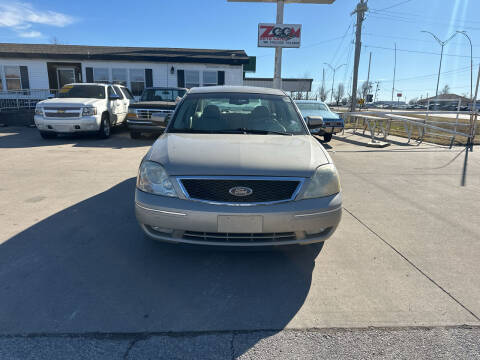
[[135, 86, 342, 247]]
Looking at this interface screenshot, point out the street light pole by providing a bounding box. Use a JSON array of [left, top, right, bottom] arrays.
[[324, 62, 346, 104], [421, 30, 459, 98], [456, 30, 473, 102]]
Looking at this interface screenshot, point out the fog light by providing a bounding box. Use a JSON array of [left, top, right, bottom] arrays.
[[151, 226, 174, 234]]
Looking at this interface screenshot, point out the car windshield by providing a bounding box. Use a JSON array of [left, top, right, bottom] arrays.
[[296, 102, 329, 112], [169, 93, 307, 135], [141, 89, 186, 102], [57, 85, 105, 99]]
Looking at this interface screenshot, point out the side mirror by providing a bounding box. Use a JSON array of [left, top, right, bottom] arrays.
[[109, 94, 121, 100], [306, 116, 323, 129], [151, 112, 169, 127], [48, 94, 55, 99]]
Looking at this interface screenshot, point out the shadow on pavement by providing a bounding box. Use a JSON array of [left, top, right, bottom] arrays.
[[0, 127, 156, 149], [0, 178, 321, 357]]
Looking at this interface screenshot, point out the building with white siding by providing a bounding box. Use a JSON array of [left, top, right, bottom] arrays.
[[0, 43, 249, 103]]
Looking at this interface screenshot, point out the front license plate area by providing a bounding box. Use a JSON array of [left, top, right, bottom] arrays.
[[217, 215, 263, 233]]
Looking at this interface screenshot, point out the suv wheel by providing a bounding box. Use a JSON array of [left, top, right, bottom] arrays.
[[98, 113, 111, 139], [130, 131, 141, 139], [40, 131, 57, 139], [323, 133, 332, 143]]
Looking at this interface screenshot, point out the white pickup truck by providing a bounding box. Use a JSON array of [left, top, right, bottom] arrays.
[[34, 83, 135, 139]]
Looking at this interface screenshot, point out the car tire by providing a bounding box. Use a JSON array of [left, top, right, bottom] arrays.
[[130, 131, 141, 139], [39, 131, 57, 139], [98, 113, 111, 139], [323, 133, 333, 143]]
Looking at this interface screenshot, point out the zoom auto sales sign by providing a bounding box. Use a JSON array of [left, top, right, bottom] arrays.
[[258, 23, 301, 48]]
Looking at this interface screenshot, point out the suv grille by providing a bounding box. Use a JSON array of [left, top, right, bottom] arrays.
[[183, 231, 297, 243], [179, 178, 301, 204], [44, 107, 81, 118], [137, 109, 173, 120]]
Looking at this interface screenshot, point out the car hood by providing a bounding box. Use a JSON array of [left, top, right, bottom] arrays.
[[38, 98, 103, 107], [147, 134, 330, 177], [300, 109, 340, 121]]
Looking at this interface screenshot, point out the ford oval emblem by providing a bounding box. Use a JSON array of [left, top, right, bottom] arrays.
[[229, 186, 253, 197]]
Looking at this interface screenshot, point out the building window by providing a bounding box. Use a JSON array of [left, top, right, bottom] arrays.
[[4, 66, 22, 91], [203, 71, 217, 86], [129, 69, 145, 96], [185, 70, 200, 88], [112, 68, 127, 86], [93, 68, 109, 83]]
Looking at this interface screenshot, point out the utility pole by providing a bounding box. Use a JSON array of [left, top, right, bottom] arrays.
[[374, 81, 380, 102], [391, 42, 396, 102], [321, 68, 325, 100], [365, 51, 372, 101], [273, 0, 284, 89], [350, 0, 368, 111]]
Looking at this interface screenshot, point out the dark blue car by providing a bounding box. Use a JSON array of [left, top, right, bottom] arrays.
[[295, 100, 344, 143]]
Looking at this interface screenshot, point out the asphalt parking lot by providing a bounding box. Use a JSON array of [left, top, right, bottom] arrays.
[[1, 127, 479, 359]]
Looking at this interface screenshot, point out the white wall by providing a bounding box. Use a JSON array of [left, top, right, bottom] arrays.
[[0, 57, 244, 90], [0, 58, 49, 89], [81, 60, 243, 88]]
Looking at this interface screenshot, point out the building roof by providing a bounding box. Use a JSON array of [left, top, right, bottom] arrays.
[[188, 85, 286, 96], [0, 43, 249, 65]]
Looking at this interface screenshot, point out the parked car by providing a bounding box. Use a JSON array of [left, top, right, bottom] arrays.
[[294, 100, 344, 142], [134, 86, 342, 247], [126, 87, 187, 139], [34, 83, 134, 139]]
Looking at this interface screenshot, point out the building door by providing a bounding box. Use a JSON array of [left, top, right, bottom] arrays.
[[57, 68, 75, 88]]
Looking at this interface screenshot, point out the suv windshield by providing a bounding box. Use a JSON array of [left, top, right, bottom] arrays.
[[296, 102, 329, 112], [57, 85, 106, 99], [170, 93, 307, 135], [141, 88, 186, 102]]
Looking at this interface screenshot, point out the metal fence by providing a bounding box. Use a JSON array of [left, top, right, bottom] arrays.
[[341, 106, 478, 148], [0, 89, 58, 112]]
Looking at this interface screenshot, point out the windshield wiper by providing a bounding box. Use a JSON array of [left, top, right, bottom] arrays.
[[232, 128, 293, 136]]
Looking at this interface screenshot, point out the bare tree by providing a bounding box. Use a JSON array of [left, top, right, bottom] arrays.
[[317, 86, 328, 102], [408, 97, 418, 105], [334, 83, 345, 106], [441, 84, 450, 95]]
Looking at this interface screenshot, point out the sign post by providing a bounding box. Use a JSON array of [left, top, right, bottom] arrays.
[[228, 0, 336, 89]]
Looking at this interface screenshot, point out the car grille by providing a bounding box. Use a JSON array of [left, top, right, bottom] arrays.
[[43, 107, 81, 118], [183, 231, 297, 243], [136, 109, 173, 120], [179, 178, 302, 204]]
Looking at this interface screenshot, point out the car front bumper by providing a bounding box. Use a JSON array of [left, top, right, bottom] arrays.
[[126, 119, 165, 133], [34, 115, 100, 133], [135, 189, 342, 247]]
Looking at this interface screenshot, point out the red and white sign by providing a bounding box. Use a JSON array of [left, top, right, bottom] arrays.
[[397, 93, 402, 98], [258, 23, 301, 48]]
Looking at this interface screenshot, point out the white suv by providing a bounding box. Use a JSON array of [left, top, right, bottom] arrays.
[[34, 83, 135, 139]]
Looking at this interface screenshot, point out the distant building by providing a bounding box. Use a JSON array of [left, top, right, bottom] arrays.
[[243, 77, 312, 93], [417, 93, 470, 105]]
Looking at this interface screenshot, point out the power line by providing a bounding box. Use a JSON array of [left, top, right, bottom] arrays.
[[363, 44, 480, 59], [371, 0, 412, 12], [363, 32, 480, 48]]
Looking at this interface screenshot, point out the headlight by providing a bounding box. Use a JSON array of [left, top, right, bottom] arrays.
[[127, 109, 138, 119], [299, 164, 341, 199], [35, 107, 43, 116], [137, 161, 178, 197], [82, 107, 97, 116]]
